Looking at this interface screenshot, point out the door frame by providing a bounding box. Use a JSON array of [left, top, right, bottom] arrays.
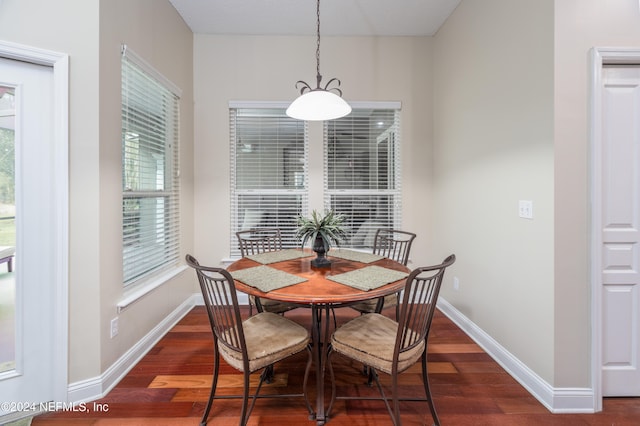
[[590, 47, 640, 413], [0, 40, 69, 405]]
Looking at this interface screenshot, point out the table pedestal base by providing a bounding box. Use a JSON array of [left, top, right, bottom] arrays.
[[310, 304, 333, 425]]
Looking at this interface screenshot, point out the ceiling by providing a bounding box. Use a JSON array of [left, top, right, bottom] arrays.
[[169, 0, 462, 37]]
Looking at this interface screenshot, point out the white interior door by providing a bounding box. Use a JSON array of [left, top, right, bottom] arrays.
[[0, 56, 57, 413], [600, 64, 640, 396]]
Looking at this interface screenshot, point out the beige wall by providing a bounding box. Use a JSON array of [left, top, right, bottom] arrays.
[[0, 0, 194, 383], [553, 0, 640, 387], [193, 35, 435, 266], [434, 0, 640, 390], [433, 0, 556, 383], [97, 0, 194, 376]]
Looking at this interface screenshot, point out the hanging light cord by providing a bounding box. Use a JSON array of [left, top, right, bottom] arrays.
[[295, 0, 343, 96], [315, 0, 322, 87]]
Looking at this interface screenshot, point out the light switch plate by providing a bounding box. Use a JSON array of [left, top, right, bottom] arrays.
[[519, 200, 533, 219], [110, 317, 119, 338]]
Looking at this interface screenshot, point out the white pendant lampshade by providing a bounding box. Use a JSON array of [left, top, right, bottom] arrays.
[[286, 0, 351, 121], [286, 89, 352, 121]]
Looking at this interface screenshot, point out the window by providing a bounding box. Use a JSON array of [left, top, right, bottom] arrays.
[[325, 107, 401, 249], [229, 103, 400, 256], [121, 46, 181, 286], [230, 105, 308, 257]]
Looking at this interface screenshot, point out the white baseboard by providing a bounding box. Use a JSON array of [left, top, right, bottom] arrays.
[[67, 294, 199, 404], [436, 298, 596, 413]]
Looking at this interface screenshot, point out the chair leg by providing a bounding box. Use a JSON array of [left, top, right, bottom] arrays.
[[374, 296, 385, 313], [302, 344, 314, 418], [359, 360, 373, 386], [369, 368, 397, 426], [239, 369, 251, 426], [243, 367, 270, 424], [366, 365, 374, 386], [391, 368, 401, 426], [264, 364, 275, 383], [326, 345, 337, 419], [255, 297, 265, 313], [200, 350, 220, 426], [421, 352, 440, 426], [394, 293, 400, 320]]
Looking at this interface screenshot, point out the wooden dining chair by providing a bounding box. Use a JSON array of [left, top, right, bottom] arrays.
[[327, 254, 456, 426], [186, 254, 313, 426], [350, 228, 417, 316], [236, 228, 296, 315], [236, 227, 282, 255]]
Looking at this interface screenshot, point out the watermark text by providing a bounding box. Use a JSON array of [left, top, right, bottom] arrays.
[[1, 401, 110, 414]]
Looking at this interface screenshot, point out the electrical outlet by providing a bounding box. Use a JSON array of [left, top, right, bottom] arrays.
[[453, 276, 460, 291], [110, 317, 119, 338], [519, 200, 533, 219]]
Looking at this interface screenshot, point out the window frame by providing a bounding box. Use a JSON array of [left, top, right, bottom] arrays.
[[121, 45, 182, 287], [324, 103, 402, 249], [229, 102, 309, 258], [228, 101, 401, 256]]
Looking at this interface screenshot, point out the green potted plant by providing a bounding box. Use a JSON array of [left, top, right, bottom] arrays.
[[296, 209, 347, 267]]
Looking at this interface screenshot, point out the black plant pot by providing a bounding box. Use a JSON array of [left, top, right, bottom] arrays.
[[311, 236, 331, 268]]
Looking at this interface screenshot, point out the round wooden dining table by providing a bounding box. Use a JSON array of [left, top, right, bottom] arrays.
[[227, 249, 410, 425]]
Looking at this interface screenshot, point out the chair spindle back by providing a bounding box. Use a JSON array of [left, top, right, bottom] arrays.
[[185, 254, 248, 362], [395, 254, 456, 358], [236, 228, 283, 256], [373, 229, 417, 266]]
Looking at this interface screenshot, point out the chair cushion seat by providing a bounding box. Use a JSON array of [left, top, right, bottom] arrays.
[[219, 312, 309, 372], [251, 295, 297, 314], [350, 293, 398, 314], [331, 313, 425, 375]]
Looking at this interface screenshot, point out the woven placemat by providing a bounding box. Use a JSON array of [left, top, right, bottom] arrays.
[[328, 265, 408, 291], [247, 249, 314, 264], [329, 248, 384, 264], [230, 265, 307, 292]]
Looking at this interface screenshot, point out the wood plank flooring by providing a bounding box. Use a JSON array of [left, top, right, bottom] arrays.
[[33, 306, 640, 425]]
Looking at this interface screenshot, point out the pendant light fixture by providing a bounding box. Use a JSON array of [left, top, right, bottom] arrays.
[[286, 0, 351, 121]]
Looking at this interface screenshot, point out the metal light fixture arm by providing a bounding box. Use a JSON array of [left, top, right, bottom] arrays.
[[294, 0, 343, 96]]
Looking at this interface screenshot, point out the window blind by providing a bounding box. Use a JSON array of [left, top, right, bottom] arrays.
[[122, 46, 180, 285], [324, 108, 401, 249], [230, 107, 308, 257]]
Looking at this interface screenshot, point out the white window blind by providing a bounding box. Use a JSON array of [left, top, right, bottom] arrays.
[[121, 45, 180, 286], [325, 108, 401, 249], [230, 106, 308, 257]]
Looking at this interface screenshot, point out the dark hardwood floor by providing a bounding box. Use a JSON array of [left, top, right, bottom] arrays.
[[33, 306, 640, 425]]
